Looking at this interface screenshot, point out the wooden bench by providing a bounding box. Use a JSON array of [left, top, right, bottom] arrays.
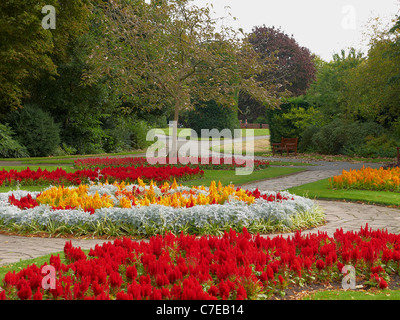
[[397, 147, 400, 162], [272, 137, 298, 156]]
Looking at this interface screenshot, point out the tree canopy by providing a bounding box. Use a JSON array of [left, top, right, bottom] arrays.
[[0, 0, 90, 116], [85, 0, 281, 155]]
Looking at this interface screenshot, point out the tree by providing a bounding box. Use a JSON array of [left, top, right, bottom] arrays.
[[86, 0, 280, 157], [247, 25, 317, 96], [238, 25, 316, 123], [343, 40, 400, 127], [29, 6, 121, 154], [389, 15, 400, 85], [305, 48, 365, 120], [0, 0, 90, 116]]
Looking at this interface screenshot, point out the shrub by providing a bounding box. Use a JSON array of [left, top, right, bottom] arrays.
[[103, 116, 152, 153], [354, 134, 398, 158], [267, 97, 324, 144], [186, 100, 240, 136], [298, 125, 320, 153], [130, 119, 152, 150], [0, 123, 28, 158], [7, 104, 60, 157], [304, 119, 386, 156]]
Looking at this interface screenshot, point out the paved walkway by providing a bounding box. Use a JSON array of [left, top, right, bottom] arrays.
[[1, 152, 399, 266]]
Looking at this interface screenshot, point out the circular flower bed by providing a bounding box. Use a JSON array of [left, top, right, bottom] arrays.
[[0, 180, 324, 237]]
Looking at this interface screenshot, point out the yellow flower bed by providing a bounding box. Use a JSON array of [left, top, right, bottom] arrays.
[[36, 179, 257, 211], [329, 166, 400, 192], [37, 185, 114, 210]]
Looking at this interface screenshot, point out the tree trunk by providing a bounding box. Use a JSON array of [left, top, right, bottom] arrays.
[[170, 99, 180, 160]]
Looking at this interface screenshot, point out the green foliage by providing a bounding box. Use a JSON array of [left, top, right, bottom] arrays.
[[357, 135, 398, 158], [130, 119, 152, 150], [0, 124, 28, 158], [267, 97, 323, 144], [301, 119, 387, 156], [305, 48, 365, 119], [103, 116, 152, 153], [7, 104, 61, 157], [298, 125, 320, 153], [343, 40, 400, 127], [0, 0, 90, 115], [29, 25, 120, 155], [186, 100, 240, 136], [301, 23, 400, 158]]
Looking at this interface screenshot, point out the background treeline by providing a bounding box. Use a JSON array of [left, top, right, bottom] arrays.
[[266, 17, 400, 158], [0, 0, 174, 157], [1, 0, 399, 159], [0, 0, 319, 158]]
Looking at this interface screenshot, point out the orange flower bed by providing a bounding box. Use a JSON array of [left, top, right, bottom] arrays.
[[329, 166, 400, 192]]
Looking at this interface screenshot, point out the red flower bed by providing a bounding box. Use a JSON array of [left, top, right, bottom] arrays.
[[74, 156, 270, 171], [0, 166, 204, 187], [1, 225, 398, 300]]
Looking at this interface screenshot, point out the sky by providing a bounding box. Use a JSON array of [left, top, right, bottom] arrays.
[[191, 0, 400, 61]]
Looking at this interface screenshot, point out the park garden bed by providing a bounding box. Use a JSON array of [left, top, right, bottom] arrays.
[[0, 165, 204, 187], [330, 166, 400, 192], [1, 224, 398, 300], [0, 180, 323, 237]]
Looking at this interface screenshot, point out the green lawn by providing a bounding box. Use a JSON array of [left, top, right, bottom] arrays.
[[0, 150, 146, 164], [288, 178, 400, 207], [303, 289, 400, 300], [158, 128, 270, 139], [181, 167, 305, 187]]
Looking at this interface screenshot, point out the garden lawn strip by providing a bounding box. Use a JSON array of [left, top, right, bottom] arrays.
[[288, 178, 400, 207]]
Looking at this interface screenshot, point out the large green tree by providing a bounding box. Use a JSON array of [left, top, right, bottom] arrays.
[[305, 48, 365, 120], [0, 0, 90, 116], [86, 0, 280, 156], [344, 40, 400, 127]]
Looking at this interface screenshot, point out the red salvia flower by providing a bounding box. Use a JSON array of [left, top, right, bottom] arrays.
[[316, 259, 325, 271]]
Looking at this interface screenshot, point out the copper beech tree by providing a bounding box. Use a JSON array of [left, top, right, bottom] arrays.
[[85, 0, 280, 157]]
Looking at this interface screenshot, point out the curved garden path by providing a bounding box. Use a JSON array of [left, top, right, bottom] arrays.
[[1, 152, 400, 266]]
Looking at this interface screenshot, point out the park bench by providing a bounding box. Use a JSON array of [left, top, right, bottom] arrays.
[[397, 147, 400, 162], [272, 137, 298, 156]]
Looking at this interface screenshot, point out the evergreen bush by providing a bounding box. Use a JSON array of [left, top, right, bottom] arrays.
[[7, 104, 61, 157], [0, 123, 28, 158]]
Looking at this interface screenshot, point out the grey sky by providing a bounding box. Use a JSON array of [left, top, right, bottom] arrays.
[[192, 0, 400, 61]]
